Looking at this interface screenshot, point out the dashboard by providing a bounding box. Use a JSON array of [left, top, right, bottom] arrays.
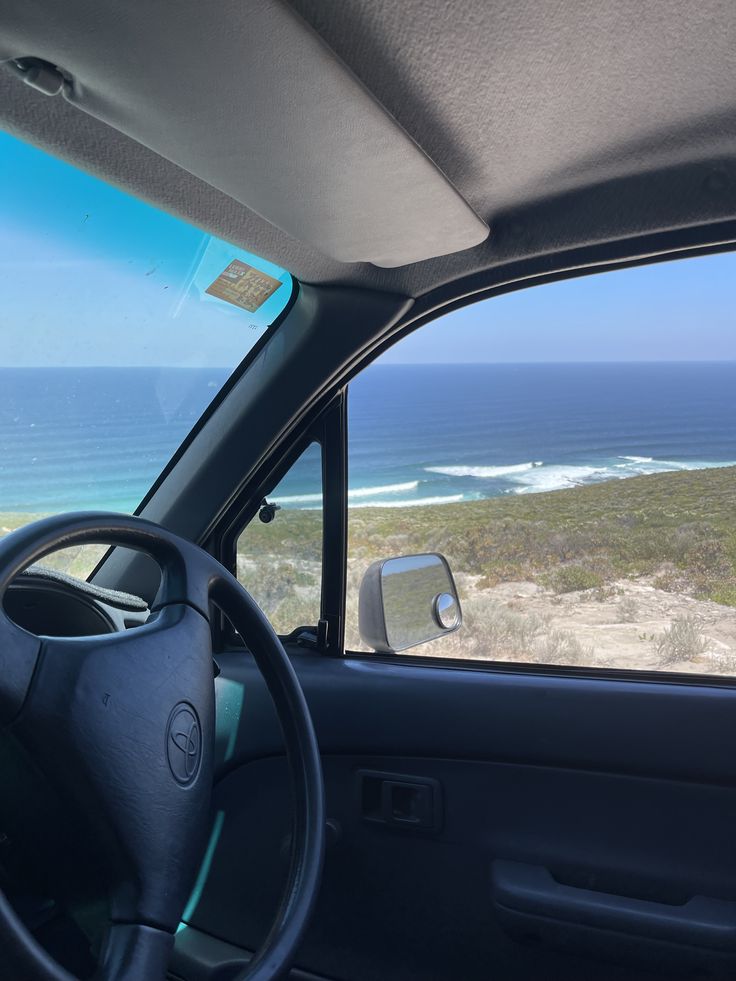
[[4, 566, 149, 636]]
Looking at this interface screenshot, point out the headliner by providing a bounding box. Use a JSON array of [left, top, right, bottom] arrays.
[[1, 0, 736, 300]]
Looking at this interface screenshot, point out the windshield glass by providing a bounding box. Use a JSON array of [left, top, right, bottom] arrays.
[[0, 131, 293, 563]]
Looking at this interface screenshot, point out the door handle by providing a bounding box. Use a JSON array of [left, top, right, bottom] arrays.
[[491, 861, 736, 951], [357, 770, 442, 832]]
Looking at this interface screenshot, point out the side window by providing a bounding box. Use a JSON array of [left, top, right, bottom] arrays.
[[237, 442, 322, 636], [345, 253, 736, 676]]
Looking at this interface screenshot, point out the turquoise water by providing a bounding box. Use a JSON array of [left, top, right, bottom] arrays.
[[0, 367, 228, 512]]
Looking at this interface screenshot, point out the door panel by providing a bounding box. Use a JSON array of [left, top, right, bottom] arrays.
[[173, 651, 736, 980]]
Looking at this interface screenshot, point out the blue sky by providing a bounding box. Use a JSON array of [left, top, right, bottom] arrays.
[[0, 131, 291, 367], [381, 251, 736, 364], [0, 129, 734, 366]]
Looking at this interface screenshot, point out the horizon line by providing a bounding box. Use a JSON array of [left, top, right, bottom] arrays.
[[1, 358, 735, 369], [379, 358, 736, 366]]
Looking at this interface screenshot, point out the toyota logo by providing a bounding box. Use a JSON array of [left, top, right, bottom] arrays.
[[166, 703, 202, 785]]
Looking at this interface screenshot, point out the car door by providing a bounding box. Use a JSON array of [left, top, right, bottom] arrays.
[[171, 251, 736, 981]]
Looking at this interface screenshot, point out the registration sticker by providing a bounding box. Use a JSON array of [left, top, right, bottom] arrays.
[[205, 260, 282, 312]]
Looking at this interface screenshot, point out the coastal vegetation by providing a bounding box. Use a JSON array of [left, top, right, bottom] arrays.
[[3, 464, 736, 673], [345, 464, 736, 605], [245, 463, 736, 672]]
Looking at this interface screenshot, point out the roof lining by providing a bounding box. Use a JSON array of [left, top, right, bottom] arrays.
[[0, 0, 488, 268], [1, 0, 735, 300]]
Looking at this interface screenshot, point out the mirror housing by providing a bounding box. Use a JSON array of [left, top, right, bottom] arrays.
[[358, 553, 462, 653]]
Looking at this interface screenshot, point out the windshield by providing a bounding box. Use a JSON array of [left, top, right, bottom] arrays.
[[0, 131, 293, 566]]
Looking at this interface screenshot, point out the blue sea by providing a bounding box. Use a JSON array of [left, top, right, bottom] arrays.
[[0, 368, 227, 512], [1, 363, 735, 514]]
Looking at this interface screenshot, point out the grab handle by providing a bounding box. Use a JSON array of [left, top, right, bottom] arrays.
[[491, 861, 736, 951]]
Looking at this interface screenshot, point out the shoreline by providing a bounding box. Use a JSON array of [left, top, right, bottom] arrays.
[[256, 465, 736, 672], [3, 465, 736, 674], [287, 458, 736, 510]]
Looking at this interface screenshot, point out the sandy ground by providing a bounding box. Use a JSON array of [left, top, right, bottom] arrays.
[[448, 576, 736, 675], [162, 541, 736, 677]]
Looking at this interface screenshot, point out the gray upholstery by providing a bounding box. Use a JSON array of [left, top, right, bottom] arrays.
[[1, 0, 735, 296], [0, 0, 488, 268]]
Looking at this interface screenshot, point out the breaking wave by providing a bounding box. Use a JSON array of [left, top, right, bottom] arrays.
[[349, 494, 464, 508], [425, 462, 543, 478], [276, 480, 419, 505], [423, 455, 736, 498], [509, 457, 736, 494]]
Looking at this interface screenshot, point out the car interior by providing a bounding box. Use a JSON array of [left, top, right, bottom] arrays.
[[1, 2, 736, 980]]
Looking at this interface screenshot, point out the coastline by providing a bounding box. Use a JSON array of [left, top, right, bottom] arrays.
[[3, 465, 736, 674], [249, 464, 736, 672]]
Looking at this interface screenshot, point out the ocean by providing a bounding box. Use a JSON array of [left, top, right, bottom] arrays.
[[0, 367, 227, 513], [1, 363, 735, 514], [343, 362, 736, 508]]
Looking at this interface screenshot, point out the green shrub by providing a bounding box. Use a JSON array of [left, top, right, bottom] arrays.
[[617, 595, 640, 622], [709, 584, 736, 608], [535, 630, 594, 665], [655, 616, 708, 666], [543, 565, 604, 594]]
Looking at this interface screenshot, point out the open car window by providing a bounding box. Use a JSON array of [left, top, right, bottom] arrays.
[[0, 130, 293, 575], [345, 252, 736, 676]]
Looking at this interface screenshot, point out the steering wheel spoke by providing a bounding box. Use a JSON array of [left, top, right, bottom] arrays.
[[0, 614, 42, 726], [96, 922, 175, 981], [14, 604, 215, 932]]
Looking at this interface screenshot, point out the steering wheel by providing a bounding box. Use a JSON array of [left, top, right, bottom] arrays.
[[0, 513, 325, 981]]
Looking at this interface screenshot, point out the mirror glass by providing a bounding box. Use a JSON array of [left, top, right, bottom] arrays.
[[433, 591, 460, 630], [379, 553, 461, 652]]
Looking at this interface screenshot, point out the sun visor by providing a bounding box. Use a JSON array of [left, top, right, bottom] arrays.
[[0, 0, 488, 268]]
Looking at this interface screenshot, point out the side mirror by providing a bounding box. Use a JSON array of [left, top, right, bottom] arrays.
[[358, 552, 462, 653]]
